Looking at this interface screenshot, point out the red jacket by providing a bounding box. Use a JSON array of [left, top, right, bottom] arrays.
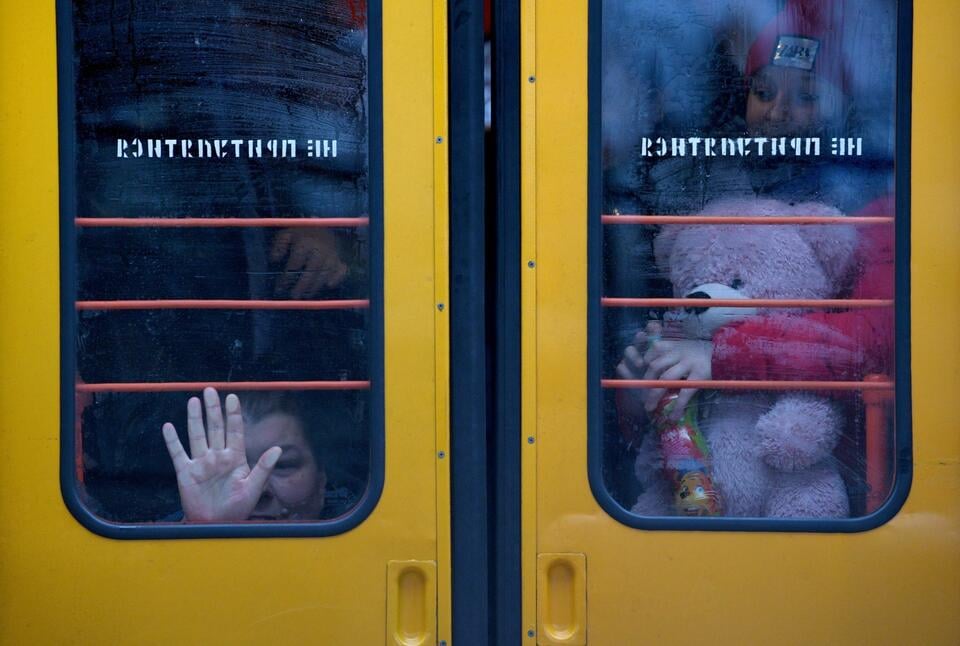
[[712, 195, 896, 382]]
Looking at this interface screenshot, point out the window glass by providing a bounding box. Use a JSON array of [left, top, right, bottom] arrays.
[[65, 0, 378, 529], [597, 0, 900, 523]]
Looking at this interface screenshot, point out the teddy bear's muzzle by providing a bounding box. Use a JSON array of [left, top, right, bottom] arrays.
[[681, 283, 759, 338], [684, 291, 711, 316]]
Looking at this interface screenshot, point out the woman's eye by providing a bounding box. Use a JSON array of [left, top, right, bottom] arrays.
[[750, 77, 776, 102], [275, 461, 300, 471]]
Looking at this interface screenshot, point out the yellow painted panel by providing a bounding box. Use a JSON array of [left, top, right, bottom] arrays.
[[0, 2, 448, 645], [521, 0, 540, 640], [431, 1, 453, 642], [527, 2, 960, 646]]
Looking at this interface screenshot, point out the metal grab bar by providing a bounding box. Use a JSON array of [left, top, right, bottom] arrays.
[[602, 297, 893, 309], [76, 380, 371, 393], [601, 379, 893, 391], [76, 299, 370, 311], [76, 217, 369, 228], [601, 215, 893, 225], [864, 374, 895, 513]]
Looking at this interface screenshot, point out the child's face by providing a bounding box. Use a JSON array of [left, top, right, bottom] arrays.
[[245, 412, 326, 521], [746, 66, 845, 138]]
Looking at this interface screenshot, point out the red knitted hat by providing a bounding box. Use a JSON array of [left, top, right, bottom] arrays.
[[345, 0, 366, 29], [745, 0, 850, 95]]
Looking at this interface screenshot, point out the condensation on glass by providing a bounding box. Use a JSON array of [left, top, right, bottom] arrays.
[[598, 0, 898, 521], [68, 1, 374, 524]]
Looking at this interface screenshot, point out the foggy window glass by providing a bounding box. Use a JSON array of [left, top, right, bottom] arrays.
[[66, 0, 378, 527], [598, 0, 899, 523]]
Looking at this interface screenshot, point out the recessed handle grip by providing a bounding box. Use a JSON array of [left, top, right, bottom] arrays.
[[386, 560, 436, 646], [537, 553, 587, 645]]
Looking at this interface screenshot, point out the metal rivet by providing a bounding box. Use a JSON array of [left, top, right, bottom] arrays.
[[527, 629, 536, 638], [437, 303, 445, 311], [440, 642, 448, 646], [436, 136, 444, 143], [527, 260, 535, 268], [527, 436, 535, 444], [438, 451, 446, 459], [528, 75, 536, 83]]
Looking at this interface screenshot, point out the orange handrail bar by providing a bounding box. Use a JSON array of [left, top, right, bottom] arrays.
[[864, 374, 895, 513], [75, 217, 369, 228], [602, 297, 893, 309], [601, 215, 893, 225], [601, 379, 894, 391], [76, 381, 371, 393], [76, 299, 370, 311]]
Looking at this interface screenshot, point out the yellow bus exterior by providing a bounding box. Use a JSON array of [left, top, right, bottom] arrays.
[[0, 2, 452, 644], [523, 1, 959, 644]]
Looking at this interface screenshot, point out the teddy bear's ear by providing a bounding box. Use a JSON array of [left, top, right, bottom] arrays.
[[794, 202, 859, 287]]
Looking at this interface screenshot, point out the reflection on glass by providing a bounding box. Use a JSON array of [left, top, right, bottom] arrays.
[[601, 0, 897, 520], [70, 1, 373, 523]]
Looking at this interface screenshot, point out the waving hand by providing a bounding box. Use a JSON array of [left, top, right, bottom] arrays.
[[162, 388, 282, 522]]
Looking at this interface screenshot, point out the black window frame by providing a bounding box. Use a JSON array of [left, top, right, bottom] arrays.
[[586, 0, 914, 532], [57, 0, 385, 539]]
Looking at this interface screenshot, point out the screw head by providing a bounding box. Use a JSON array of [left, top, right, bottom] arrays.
[[528, 75, 536, 83], [527, 436, 535, 444], [527, 629, 536, 638], [438, 451, 446, 459], [527, 260, 536, 268], [436, 136, 444, 143], [437, 303, 445, 311]]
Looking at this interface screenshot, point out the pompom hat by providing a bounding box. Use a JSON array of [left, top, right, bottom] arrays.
[[745, 0, 851, 95]]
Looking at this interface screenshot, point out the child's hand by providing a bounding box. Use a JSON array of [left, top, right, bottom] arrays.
[[641, 322, 713, 417], [162, 387, 281, 522], [615, 328, 653, 419], [271, 228, 348, 298]]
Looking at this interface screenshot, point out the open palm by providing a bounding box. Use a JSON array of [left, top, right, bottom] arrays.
[[162, 388, 281, 522]]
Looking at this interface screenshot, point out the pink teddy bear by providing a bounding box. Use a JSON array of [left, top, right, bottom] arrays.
[[632, 197, 857, 518]]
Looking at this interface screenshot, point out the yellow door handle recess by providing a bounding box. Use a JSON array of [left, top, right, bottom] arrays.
[[537, 553, 587, 645], [386, 560, 436, 646]]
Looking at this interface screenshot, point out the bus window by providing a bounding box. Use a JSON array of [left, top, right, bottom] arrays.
[[64, 1, 381, 533], [594, 0, 903, 526]]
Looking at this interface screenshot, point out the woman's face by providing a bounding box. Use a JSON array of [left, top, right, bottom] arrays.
[[746, 65, 845, 138], [245, 413, 326, 521]]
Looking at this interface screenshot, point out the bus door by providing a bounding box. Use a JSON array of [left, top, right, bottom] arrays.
[[522, 1, 960, 643], [0, 2, 453, 643]]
